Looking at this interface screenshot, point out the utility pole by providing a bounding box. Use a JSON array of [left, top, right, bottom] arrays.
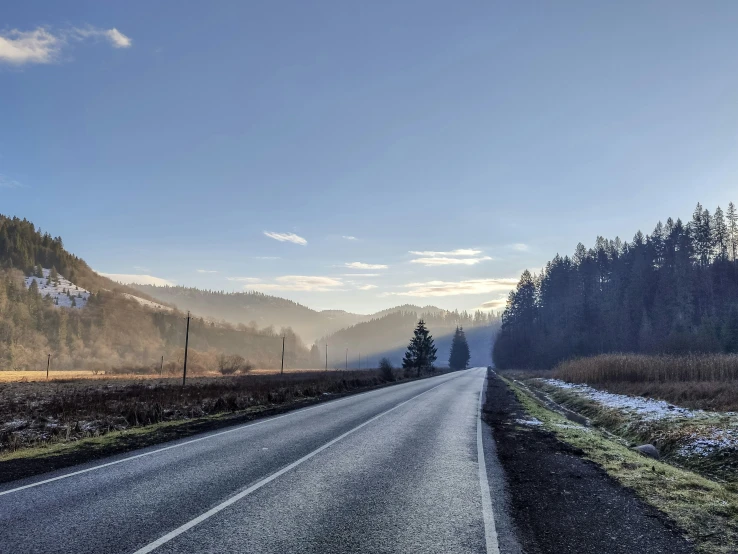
[[325, 343, 328, 371], [358, 353, 361, 370], [345, 348, 348, 371], [46, 354, 50, 379], [281, 335, 285, 375], [182, 311, 190, 386], [160, 355, 164, 376]]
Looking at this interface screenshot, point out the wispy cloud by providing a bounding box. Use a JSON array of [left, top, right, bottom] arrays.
[[410, 256, 492, 266], [99, 273, 174, 286], [339, 273, 380, 277], [409, 249, 481, 257], [479, 295, 510, 310], [345, 262, 388, 270], [342, 235, 357, 240], [0, 26, 131, 66], [509, 243, 529, 252], [196, 269, 218, 274], [408, 247, 491, 266], [243, 275, 344, 292], [72, 26, 131, 48], [0, 174, 24, 188], [263, 231, 307, 245], [387, 278, 517, 297], [356, 284, 378, 291]]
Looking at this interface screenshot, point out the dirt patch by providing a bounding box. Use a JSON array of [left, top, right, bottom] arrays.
[[484, 371, 695, 554]]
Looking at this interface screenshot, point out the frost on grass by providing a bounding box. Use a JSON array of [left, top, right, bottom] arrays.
[[514, 417, 543, 427], [24, 268, 90, 309], [541, 379, 738, 460], [542, 379, 702, 421]]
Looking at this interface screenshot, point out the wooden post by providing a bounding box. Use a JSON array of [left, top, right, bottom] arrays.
[[182, 311, 190, 386], [46, 354, 50, 380], [281, 335, 285, 375], [160, 355, 164, 376], [325, 343, 328, 371]]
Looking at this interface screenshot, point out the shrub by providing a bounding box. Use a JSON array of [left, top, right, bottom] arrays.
[[218, 354, 250, 375], [379, 357, 395, 381]]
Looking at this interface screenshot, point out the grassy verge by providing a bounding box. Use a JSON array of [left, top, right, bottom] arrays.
[[502, 376, 738, 554]]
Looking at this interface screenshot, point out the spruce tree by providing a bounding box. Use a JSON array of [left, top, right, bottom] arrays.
[[713, 206, 728, 260], [448, 326, 470, 370], [728, 202, 738, 261], [402, 319, 438, 376]]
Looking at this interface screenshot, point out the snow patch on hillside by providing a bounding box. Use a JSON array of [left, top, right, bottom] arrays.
[[122, 293, 172, 312], [24, 269, 90, 309]]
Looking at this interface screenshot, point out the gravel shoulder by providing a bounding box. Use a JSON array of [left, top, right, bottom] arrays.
[[483, 371, 695, 554]]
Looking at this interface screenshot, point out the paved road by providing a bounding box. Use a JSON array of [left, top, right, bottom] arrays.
[[0, 368, 500, 554]]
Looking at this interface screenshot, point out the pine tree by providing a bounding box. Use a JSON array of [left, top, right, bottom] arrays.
[[402, 319, 438, 377], [448, 326, 470, 370], [728, 202, 738, 261], [713, 206, 728, 260], [49, 266, 59, 284]]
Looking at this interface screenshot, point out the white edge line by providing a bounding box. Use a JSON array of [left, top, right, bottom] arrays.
[[131, 376, 455, 554], [0, 373, 459, 498], [478, 369, 501, 554]]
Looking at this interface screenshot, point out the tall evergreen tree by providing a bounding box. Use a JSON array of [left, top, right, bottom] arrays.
[[402, 319, 437, 376], [728, 202, 738, 261], [448, 326, 470, 370], [713, 206, 729, 260]]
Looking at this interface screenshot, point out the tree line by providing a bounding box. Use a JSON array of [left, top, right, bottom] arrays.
[[494, 202, 738, 369]]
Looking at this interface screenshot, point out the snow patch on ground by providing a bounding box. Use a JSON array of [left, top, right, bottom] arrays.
[[24, 269, 90, 309], [542, 379, 700, 421], [677, 428, 738, 457], [515, 417, 543, 427], [541, 379, 738, 457]]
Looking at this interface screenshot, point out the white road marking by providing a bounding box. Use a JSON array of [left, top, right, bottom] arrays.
[[131, 377, 456, 554], [0, 373, 460, 498], [478, 370, 502, 554]]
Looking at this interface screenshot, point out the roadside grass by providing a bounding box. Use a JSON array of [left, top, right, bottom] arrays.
[[503, 376, 738, 554], [528, 380, 738, 483], [0, 405, 267, 463]]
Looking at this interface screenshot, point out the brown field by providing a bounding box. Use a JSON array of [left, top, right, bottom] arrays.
[[552, 354, 738, 411], [0, 367, 325, 383], [0, 367, 416, 454]]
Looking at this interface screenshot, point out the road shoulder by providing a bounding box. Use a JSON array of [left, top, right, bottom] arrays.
[[483, 370, 695, 554]]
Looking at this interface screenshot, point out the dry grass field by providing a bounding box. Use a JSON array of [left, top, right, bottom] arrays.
[[553, 354, 738, 411]]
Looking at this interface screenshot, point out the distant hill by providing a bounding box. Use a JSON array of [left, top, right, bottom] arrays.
[[129, 286, 457, 344], [130, 285, 368, 342]]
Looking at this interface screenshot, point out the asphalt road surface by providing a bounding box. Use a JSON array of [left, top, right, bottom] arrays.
[[0, 368, 501, 554]]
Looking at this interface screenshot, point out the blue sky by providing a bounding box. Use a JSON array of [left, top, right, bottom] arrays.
[[3, 1, 738, 314]]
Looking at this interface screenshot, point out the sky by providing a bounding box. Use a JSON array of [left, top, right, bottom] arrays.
[[3, 1, 738, 314]]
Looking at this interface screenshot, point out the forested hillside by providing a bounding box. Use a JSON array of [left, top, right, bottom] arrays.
[[494, 202, 738, 369], [131, 285, 368, 342], [319, 309, 499, 368], [0, 216, 311, 371]]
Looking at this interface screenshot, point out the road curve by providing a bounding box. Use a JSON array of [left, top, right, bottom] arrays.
[[0, 368, 499, 553]]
